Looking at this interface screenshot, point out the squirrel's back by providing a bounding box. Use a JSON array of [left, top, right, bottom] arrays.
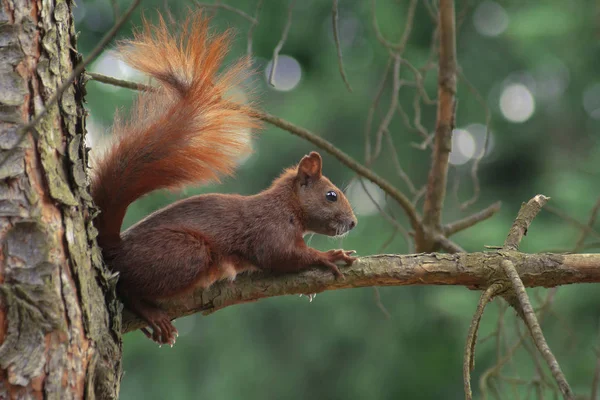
[[91, 13, 259, 247]]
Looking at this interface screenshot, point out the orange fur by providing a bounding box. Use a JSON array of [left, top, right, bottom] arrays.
[[91, 13, 259, 247]]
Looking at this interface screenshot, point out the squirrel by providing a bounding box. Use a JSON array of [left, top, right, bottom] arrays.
[[91, 13, 358, 346]]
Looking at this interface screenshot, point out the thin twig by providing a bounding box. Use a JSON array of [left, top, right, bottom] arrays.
[[500, 260, 574, 400], [0, 0, 141, 169], [504, 195, 549, 251], [515, 320, 557, 394], [247, 0, 264, 55], [372, 287, 391, 319], [436, 235, 466, 253], [457, 68, 492, 210], [371, 0, 418, 52], [412, 88, 434, 145], [445, 201, 502, 236], [383, 198, 414, 252], [400, 58, 436, 105], [574, 195, 600, 252], [384, 129, 417, 194], [195, 2, 258, 23], [364, 55, 392, 162], [268, 0, 296, 86], [591, 321, 600, 400], [332, 0, 353, 92], [372, 55, 402, 162], [544, 204, 600, 242], [464, 283, 504, 400], [86, 72, 147, 91], [110, 0, 119, 19], [480, 293, 556, 400], [359, 179, 409, 235]]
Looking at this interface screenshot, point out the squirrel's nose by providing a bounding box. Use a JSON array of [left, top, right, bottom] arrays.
[[349, 219, 357, 230]]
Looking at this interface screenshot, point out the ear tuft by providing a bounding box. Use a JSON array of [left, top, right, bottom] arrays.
[[297, 152, 323, 185]]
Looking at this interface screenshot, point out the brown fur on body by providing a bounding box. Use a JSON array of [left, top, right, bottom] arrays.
[[108, 163, 357, 297], [92, 13, 357, 346]]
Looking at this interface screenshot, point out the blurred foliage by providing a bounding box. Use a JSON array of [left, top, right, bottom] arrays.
[[77, 0, 600, 398]]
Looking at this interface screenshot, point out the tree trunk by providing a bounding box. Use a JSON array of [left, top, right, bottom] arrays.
[[0, 1, 121, 399]]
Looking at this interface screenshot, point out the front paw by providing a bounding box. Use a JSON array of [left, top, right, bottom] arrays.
[[320, 249, 358, 279], [325, 249, 357, 265]]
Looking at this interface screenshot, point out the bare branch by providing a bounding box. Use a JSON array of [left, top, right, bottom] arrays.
[[359, 179, 408, 235], [544, 204, 600, 242], [268, 0, 296, 86], [457, 68, 492, 210], [436, 235, 466, 253], [591, 323, 600, 400], [445, 201, 502, 236], [364, 56, 392, 161], [195, 2, 258, 23], [247, 0, 264, 55], [372, 55, 402, 161], [372, 287, 391, 319], [574, 195, 600, 252], [504, 195, 549, 251], [332, 0, 353, 92], [371, 0, 418, 52], [86, 72, 147, 91], [421, 0, 457, 247], [464, 283, 504, 400], [400, 58, 436, 105], [500, 260, 574, 400], [384, 129, 417, 194], [121, 252, 600, 334]]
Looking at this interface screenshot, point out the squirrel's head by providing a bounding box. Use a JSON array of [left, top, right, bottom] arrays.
[[294, 152, 357, 237]]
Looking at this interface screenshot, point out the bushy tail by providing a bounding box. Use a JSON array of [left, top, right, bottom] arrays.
[[91, 12, 259, 247]]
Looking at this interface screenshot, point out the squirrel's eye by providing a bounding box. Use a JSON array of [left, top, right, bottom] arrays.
[[326, 191, 337, 202]]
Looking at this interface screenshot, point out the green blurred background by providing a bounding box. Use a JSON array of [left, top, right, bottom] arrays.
[[78, 0, 600, 398]]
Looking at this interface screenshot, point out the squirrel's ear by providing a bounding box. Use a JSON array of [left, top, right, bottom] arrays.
[[297, 151, 322, 185]]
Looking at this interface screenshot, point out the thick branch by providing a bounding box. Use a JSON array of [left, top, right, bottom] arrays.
[[122, 252, 600, 333]]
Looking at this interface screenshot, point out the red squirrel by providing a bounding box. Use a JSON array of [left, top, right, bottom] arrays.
[[91, 13, 358, 346]]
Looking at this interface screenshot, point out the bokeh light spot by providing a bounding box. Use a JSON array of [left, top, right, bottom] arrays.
[[473, 1, 509, 37], [449, 129, 475, 165], [499, 84, 535, 123], [265, 55, 302, 92], [346, 179, 386, 216]]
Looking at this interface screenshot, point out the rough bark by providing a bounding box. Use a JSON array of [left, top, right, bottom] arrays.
[[121, 252, 600, 334], [419, 0, 457, 252], [0, 1, 121, 399]]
